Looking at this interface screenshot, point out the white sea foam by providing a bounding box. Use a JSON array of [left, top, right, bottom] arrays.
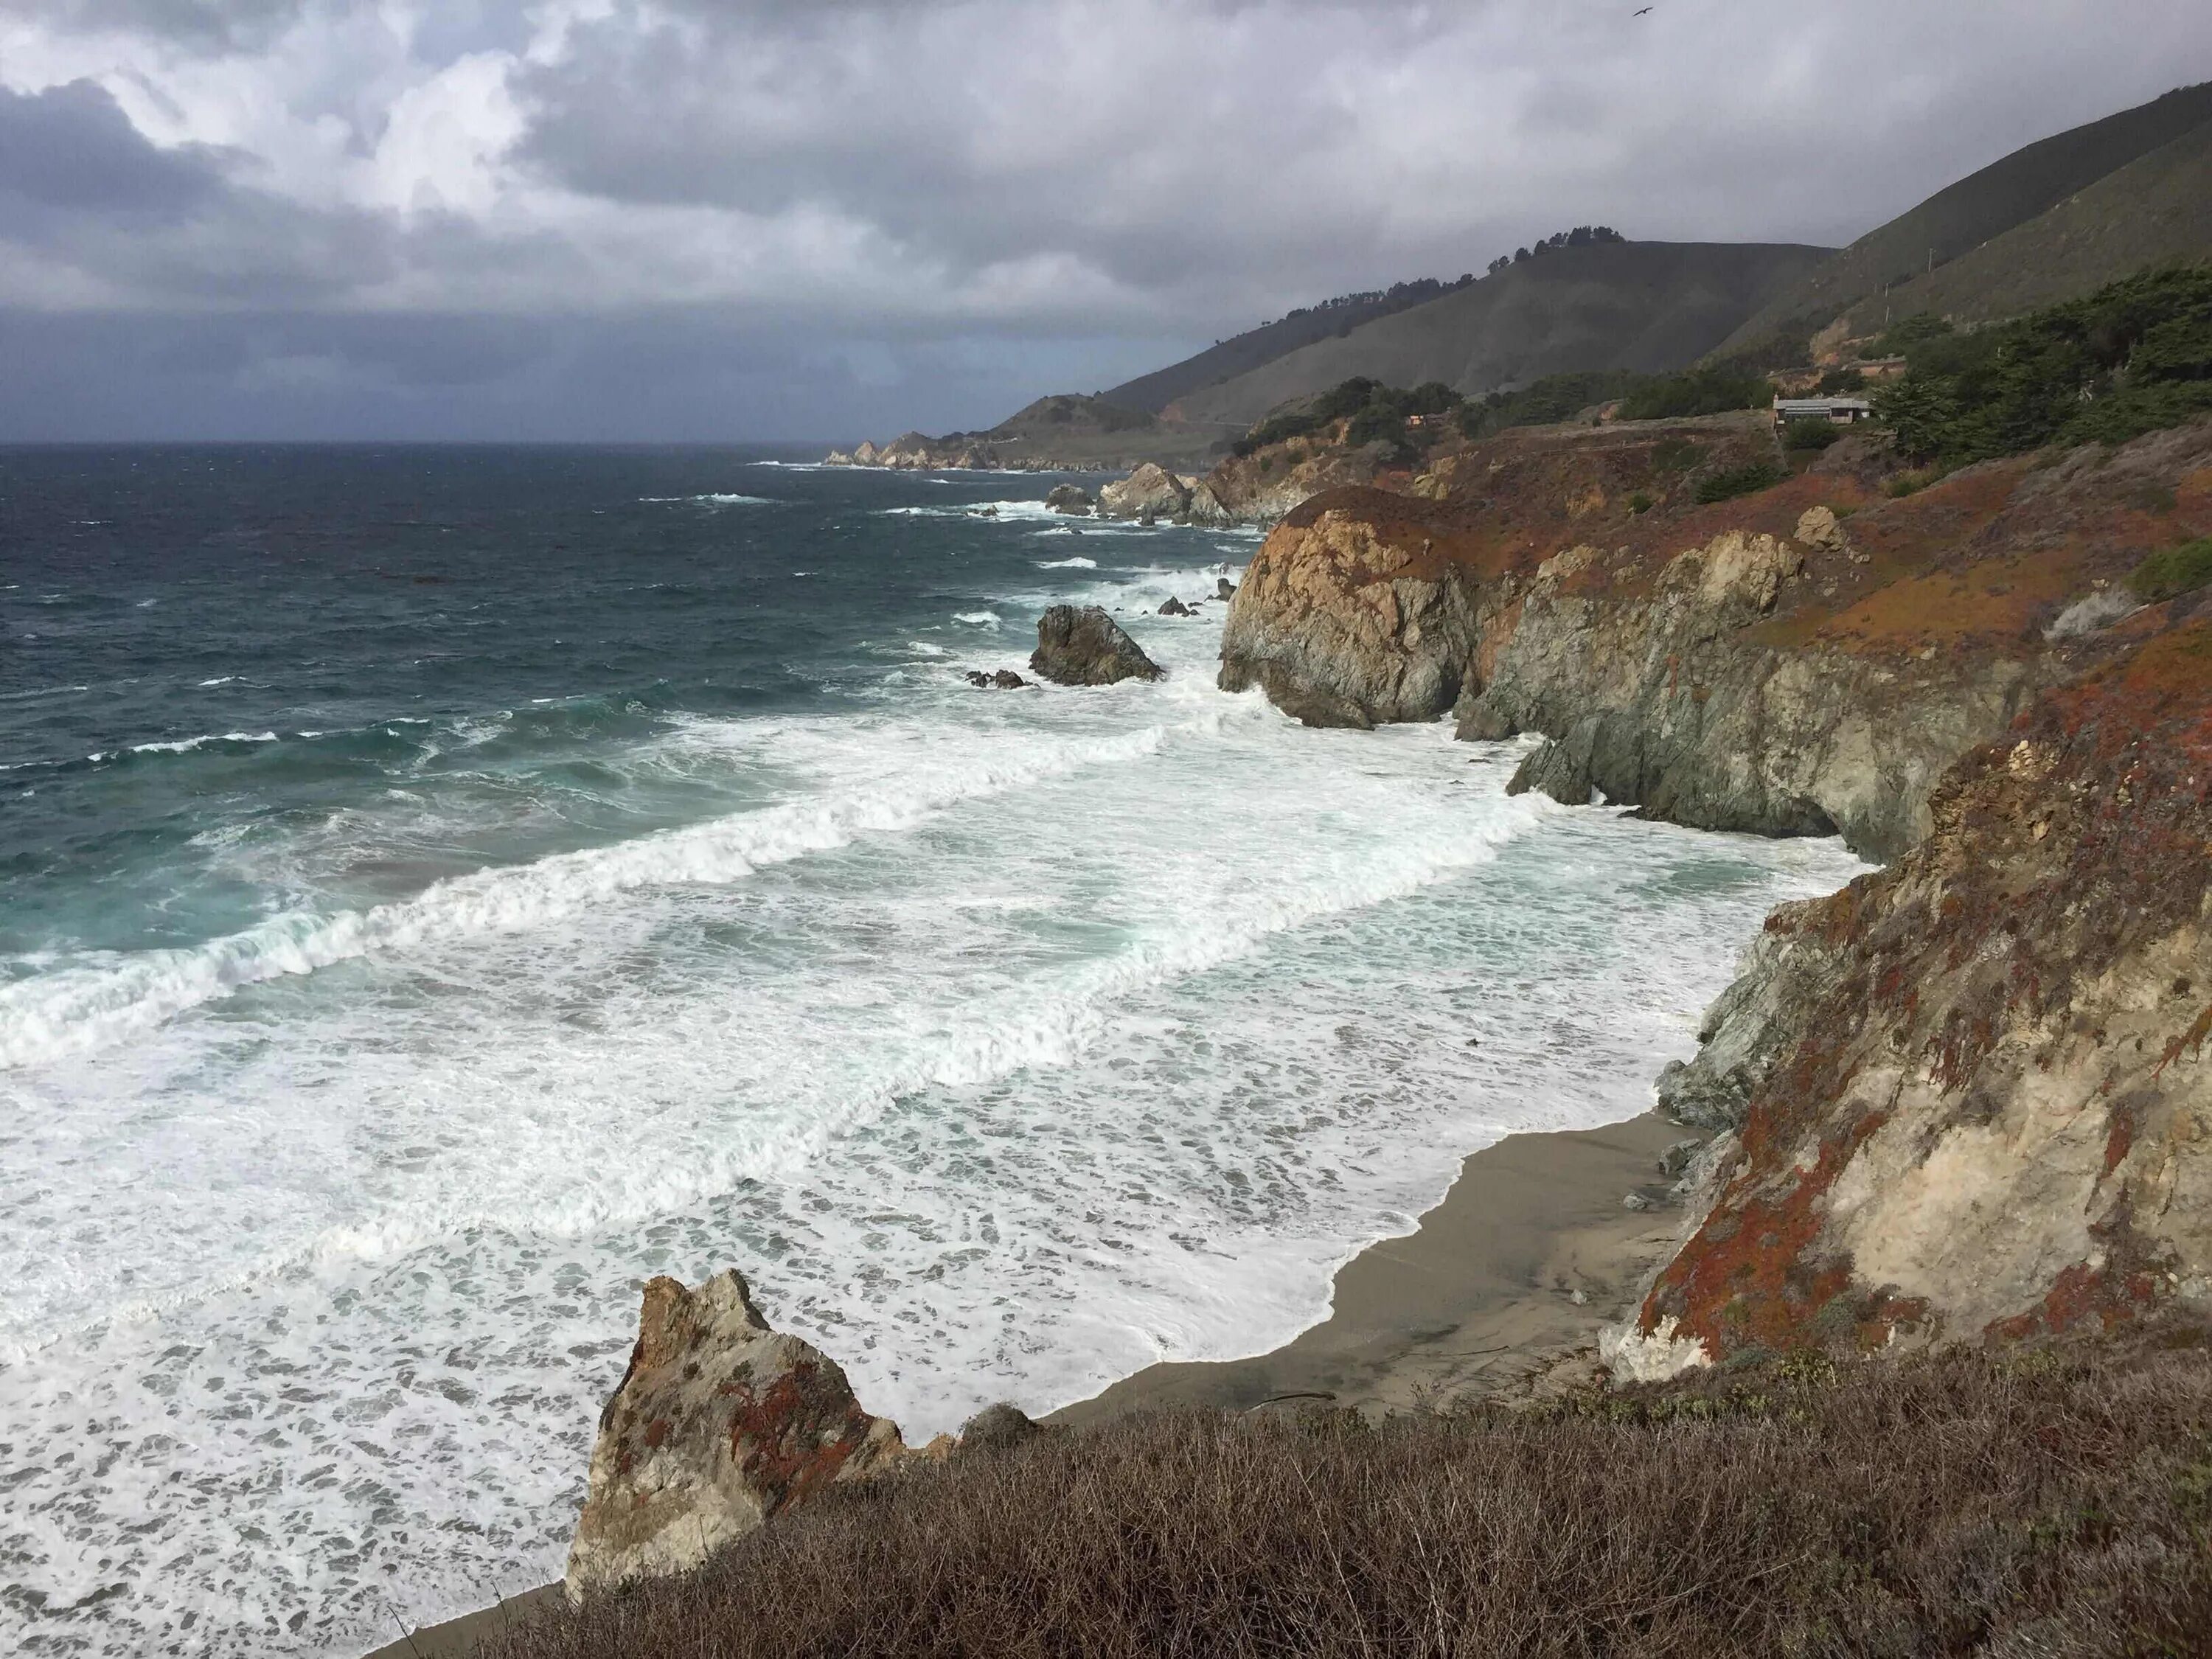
[[1035, 555, 1097, 568], [0, 503, 1869, 1659], [0, 718, 1183, 1072]]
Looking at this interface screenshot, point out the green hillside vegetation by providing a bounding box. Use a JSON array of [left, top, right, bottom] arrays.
[[1103, 277, 1477, 416], [1235, 364, 1780, 464], [1714, 81, 2212, 359], [1616, 365, 1770, 421], [2129, 536, 2212, 603], [1874, 265, 2212, 465], [1454, 369, 1641, 437]]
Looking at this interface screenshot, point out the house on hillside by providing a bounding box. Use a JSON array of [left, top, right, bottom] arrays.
[[1774, 396, 1874, 427]]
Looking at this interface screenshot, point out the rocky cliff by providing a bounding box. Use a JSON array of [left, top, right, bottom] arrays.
[[1219, 412, 2212, 1372], [1222, 416, 2212, 861], [566, 1271, 908, 1599], [1624, 611, 2212, 1371]]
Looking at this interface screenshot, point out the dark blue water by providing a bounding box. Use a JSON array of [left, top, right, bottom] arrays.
[[5, 448, 1210, 966]]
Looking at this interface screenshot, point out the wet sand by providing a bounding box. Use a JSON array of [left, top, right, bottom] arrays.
[[1052, 1110, 1700, 1422]]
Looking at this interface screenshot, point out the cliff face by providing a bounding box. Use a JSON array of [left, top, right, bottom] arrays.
[[1217, 490, 1481, 726], [1627, 613, 2212, 1367], [1222, 417, 2212, 861], [1222, 414, 2212, 1370]]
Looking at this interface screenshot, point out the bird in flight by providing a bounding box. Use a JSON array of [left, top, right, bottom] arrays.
[[1634, 6, 1652, 13]]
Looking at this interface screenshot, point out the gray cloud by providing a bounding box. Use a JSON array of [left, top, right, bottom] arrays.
[[0, 79, 228, 211], [0, 0, 2208, 439]]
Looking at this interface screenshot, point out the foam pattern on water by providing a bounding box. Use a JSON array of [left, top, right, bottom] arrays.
[[0, 557, 1863, 1657]]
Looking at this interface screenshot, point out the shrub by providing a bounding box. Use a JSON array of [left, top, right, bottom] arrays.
[[1694, 461, 1787, 504], [1874, 265, 2212, 465], [1345, 403, 1405, 449], [1618, 366, 1770, 421], [1458, 369, 1641, 438], [1627, 490, 1654, 515], [1650, 437, 1704, 473], [487, 1336, 2212, 1659], [1782, 417, 1844, 452], [1818, 366, 1868, 394], [2129, 537, 2212, 603]]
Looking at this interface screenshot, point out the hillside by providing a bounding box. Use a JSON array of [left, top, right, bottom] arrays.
[[827, 394, 1237, 471], [1102, 279, 1474, 415], [1715, 80, 2212, 356], [1161, 242, 1834, 430], [1824, 119, 2212, 341]]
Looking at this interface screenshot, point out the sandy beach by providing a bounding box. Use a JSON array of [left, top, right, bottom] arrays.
[[1052, 1110, 1700, 1422]]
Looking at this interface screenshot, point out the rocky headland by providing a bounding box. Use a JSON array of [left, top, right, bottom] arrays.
[[824, 394, 1235, 474], [1216, 408, 2212, 1379]]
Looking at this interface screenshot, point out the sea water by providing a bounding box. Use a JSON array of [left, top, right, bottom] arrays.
[[0, 447, 1864, 1655]]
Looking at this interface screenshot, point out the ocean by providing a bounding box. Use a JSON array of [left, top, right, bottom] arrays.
[[0, 446, 1863, 1655]]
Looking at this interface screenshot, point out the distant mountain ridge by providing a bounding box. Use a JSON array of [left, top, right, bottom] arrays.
[[1102, 278, 1476, 416], [1161, 241, 1835, 430], [1713, 80, 2212, 357]]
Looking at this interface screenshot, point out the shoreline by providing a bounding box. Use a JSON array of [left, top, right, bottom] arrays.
[[1051, 1110, 1700, 1422], [361, 1107, 1699, 1658]]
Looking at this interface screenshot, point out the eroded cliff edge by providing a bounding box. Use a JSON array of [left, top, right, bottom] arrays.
[[1222, 418, 2212, 860], [1222, 414, 2212, 1361]]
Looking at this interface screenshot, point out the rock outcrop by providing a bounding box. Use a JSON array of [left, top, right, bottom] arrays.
[[1211, 410, 2212, 1377], [566, 1270, 906, 1599], [1222, 417, 2212, 859], [1097, 463, 1192, 521], [1030, 605, 1162, 686], [1623, 612, 2212, 1371], [1045, 484, 1096, 515], [1217, 490, 1481, 728]]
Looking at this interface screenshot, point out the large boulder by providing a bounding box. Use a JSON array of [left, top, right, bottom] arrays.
[[565, 1270, 906, 1600], [1044, 484, 1096, 516], [1030, 605, 1162, 686], [1217, 490, 1480, 728], [1097, 462, 1192, 521]]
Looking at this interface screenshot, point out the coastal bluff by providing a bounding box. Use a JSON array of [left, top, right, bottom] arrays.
[[1217, 411, 2212, 1368]]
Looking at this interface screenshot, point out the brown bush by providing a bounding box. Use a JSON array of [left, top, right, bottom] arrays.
[[487, 1331, 2212, 1659]]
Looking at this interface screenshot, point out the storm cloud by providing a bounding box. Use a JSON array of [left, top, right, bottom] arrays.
[[1, 0, 2207, 439]]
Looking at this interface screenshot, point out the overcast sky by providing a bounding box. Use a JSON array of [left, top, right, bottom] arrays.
[[1, 1, 2207, 442]]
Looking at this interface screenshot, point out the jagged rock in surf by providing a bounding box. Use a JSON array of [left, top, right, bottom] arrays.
[[1097, 462, 1192, 521], [1030, 605, 1162, 686], [1216, 577, 1237, 601], [992, 669, 1028, 689], [1159, 597, 1193, 617], [565, 1270, 906, 1600], [1044, 484, 1096, 516], [1218, 489, 1479, 728]]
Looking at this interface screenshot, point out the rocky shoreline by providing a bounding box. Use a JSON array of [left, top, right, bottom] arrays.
[[371, 410, 2212, 1651], [1214, 414, 2212, 1374]]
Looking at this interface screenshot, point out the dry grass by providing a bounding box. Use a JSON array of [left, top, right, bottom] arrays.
[[490, 1332, 2212, 1659]]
